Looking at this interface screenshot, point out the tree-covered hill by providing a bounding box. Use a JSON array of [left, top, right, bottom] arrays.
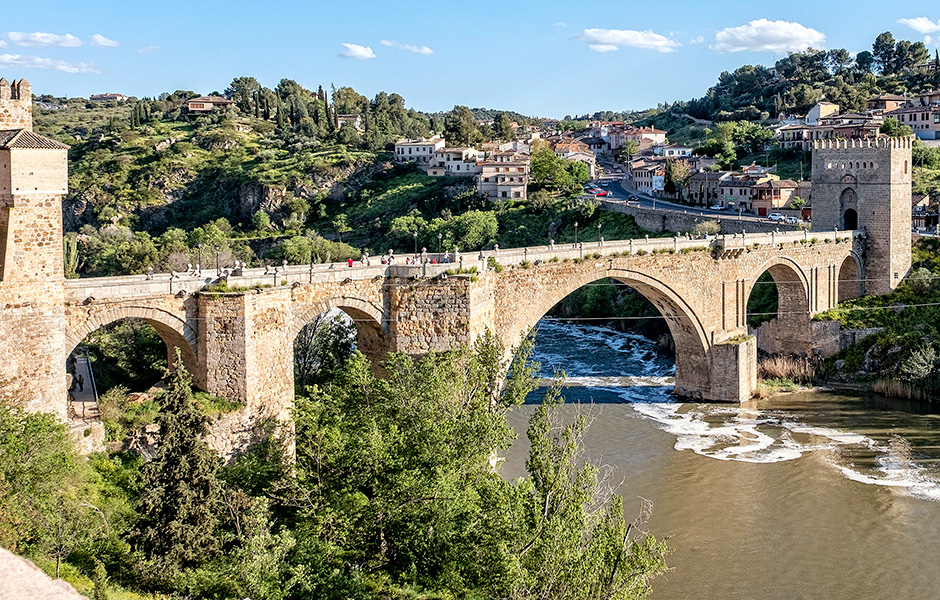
[[678, 31, 940, 122], [35, 78, 648, 278]]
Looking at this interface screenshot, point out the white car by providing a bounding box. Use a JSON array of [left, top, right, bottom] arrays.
[[768, 213, 786, 222], [709, 204, 726, 211], [785, 216, 800, 224]]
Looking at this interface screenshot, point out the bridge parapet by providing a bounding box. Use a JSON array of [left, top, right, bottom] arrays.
[[714, 228, 861, 250]]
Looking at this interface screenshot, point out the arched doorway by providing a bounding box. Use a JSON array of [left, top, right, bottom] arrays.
[[838, 255, 861, 302], [843, 208, 858, 230], [746, 260, 811, 355]]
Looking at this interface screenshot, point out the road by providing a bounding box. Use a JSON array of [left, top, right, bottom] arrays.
[[589, 157, 786, 225]]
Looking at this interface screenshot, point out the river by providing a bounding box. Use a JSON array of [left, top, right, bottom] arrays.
[[501, 320, 940, 599]]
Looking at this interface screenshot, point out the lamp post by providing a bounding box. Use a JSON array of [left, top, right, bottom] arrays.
[[215, 245, 221, 276], [597, 222, 602, 241], [574, 221, 579, 245], [438, 232, 443, 254], [197, 243, 203, 272], [413, 231, 418, 259]]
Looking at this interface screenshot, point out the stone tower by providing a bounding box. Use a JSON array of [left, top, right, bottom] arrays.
[[810, 137, 912, 295], [0, 77, 70, 417]]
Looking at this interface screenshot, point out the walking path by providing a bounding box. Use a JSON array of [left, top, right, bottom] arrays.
[[68, 352, 99, 423]]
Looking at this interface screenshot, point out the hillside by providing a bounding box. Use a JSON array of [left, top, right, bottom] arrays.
[[35, 87, 650, 278]]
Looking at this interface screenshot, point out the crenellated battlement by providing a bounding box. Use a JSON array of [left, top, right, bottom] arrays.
[[812, 135, 914, 151], [0, 77, 32, 131]]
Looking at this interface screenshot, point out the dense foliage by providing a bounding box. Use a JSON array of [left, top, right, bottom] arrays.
[[2, 331, 669, 598], [683, 32, 940, 122], [817, 239, 940, 399]]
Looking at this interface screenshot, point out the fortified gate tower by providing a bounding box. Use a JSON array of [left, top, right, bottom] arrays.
[[811, 137, 912, 296], [0, 78, 70, 416]]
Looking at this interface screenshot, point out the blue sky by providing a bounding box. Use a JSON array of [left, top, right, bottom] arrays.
[[3, 0, 940, 117]]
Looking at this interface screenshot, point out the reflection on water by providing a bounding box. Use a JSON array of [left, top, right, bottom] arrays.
[[507, 320, 940, 599]]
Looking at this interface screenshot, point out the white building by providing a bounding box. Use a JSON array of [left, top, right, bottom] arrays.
[[394, 137, 446, 166]]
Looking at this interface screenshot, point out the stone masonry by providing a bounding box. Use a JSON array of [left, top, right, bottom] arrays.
[[0, 77, 913, 459]]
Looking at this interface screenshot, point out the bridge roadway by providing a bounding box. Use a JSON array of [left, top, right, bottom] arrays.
[[60, 227, 864, 460]]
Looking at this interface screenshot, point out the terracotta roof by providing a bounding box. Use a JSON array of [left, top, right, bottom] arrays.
[[870, 93, 909, 101], [754, 179, 798, 189], [188, 95, 233, 104], [0, 129, 69, 150]]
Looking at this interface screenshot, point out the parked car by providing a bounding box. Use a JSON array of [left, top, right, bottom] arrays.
[[709, 204, 726, 211], [767, 213, 786, 222], [594, 190, 608, 196], [785, 216, 800, 224]]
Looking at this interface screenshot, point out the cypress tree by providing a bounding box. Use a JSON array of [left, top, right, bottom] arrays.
[[132, 354, 222, 569], [317, 84, 325, 102], [276, 100, 286, 129]]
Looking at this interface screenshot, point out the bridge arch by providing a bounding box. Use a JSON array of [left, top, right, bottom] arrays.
[[505, 267, 711, 399], [744, 257, 812, 355], [65, 305, 200, 383], [745, 257, 811, 321], [290, 296, 389, 363], [838, 252, 863, 302]]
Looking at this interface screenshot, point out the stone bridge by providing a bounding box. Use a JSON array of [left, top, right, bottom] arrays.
[[0, 77, 913, 459], [42, 229, 865, 454]]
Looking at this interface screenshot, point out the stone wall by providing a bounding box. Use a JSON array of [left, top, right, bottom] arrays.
[[0, 78, 32, 130], [599, 200, 797, 235]]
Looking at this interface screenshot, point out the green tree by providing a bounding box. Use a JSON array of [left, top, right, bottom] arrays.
[[225, 77, 262, 113], [854, 50, 875, 74], [132, 355, 222, 570], [444, 105, 483, 146], [663, 159, 689, 198], [872, 31, 897, 74], [493, 111, 515, 141], [881, 117, 913, 138], [332, 213, 351, 243], [619, 139, 639, 162]]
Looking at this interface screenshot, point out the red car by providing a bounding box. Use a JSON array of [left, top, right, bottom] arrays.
[[594, 190, 608, 197]]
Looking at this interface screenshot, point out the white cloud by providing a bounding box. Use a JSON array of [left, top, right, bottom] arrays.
[[5, 31, 83, 47], [0, 53, 100, 74], [927, 35, 934, 45], [574, 28, 681, 53], [135, 45, 159, 54], [0, 41, 6, 48], [712, 19, 825, 53], [554, 22, 568, 28], [690, 35, 705, 45], [898, 17, 940, 34], [380, 39, 434, 55], [338, 43, 376, 59], [90, 33, 119, 47]]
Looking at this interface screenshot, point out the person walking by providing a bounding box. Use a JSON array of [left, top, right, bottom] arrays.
[[76, 373, 85, 392]]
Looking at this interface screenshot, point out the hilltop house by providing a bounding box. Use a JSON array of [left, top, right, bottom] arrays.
[[336, 114, 362, 131], [89, 93, 127, 103], [187, 96, 235, 112]]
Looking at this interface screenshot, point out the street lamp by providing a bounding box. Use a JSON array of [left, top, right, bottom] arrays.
[[197, 243, 203, 271], [413, 231, 418, 259], [597, 222, 602, 240], [574, 221, 579, 245], [215, 245, 221, 275], [438, 232, 443, 254]]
